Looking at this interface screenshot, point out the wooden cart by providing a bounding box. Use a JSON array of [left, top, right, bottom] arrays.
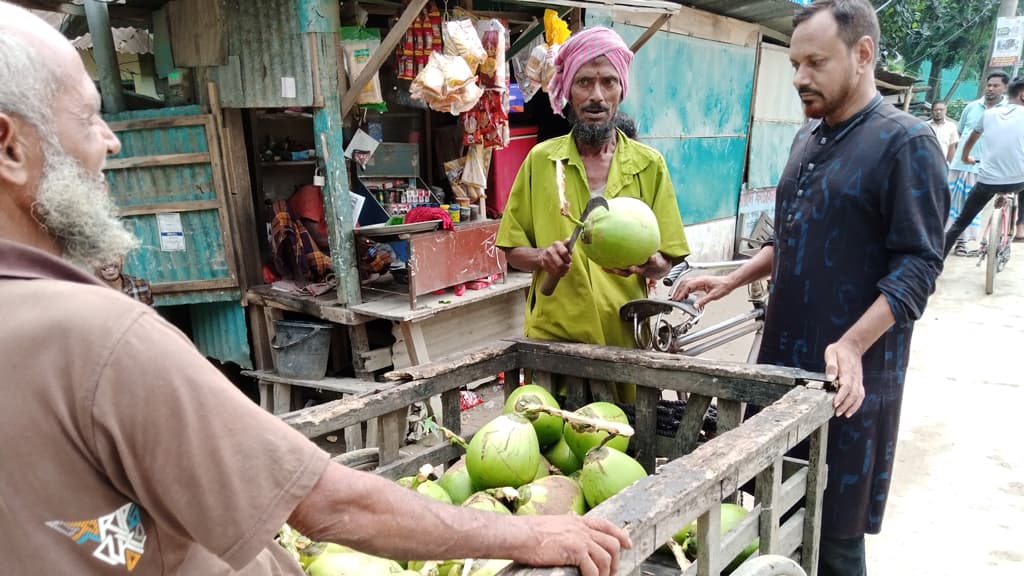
[[280, 339, 834, 576]]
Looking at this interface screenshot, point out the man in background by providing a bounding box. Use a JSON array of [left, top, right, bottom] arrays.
[[96, 258, 154, 305], [946, 72, 1008, 256], [927, 100, 958, 164]]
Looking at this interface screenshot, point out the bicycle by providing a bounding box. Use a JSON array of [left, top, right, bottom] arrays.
[[978, 190, 1019, 294], [619, 260, 766, 361]]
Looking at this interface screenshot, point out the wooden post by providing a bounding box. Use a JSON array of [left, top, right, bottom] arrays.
[[802, 424, 829, 576], [629, 12, 672, 53], [299, 0, 361, 306], [83, 0, 126, 113]]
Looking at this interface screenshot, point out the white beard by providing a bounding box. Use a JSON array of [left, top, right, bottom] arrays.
[[32, 145, 139, 268]]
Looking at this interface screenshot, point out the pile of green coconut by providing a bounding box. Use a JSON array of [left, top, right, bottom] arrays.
[[276, 384, 757, 575]]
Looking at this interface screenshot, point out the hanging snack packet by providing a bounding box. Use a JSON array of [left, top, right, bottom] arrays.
[[443, 19, 487, 74], [475, 19, 507, 91], [340, 27, 387, 112]]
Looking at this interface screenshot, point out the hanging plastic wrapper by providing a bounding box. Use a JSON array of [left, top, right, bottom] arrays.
[[443, 19, 487, 75], [397, 2, 443, 80], [340, 27, 387, 112], [462, 90, 508, 148], [475, 19, 507, 91], [509, 10, 571, 103], [461, 144, 492, 202], [410, 51, 483, 114]]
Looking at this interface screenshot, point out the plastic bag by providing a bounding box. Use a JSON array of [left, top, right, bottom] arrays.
[[511, 34, 547, 103], [410, 51, 482, 114], [475, 19, 507, 91], [443, 19, 487, 74], [461, 145, 492, 202], [340, 27, 387, 112], [544, 9, 571, 45]]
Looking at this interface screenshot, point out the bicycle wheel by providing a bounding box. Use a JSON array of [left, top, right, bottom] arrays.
[[985, 207, 1002, 294]]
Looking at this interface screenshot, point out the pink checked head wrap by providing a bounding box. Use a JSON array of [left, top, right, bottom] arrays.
[[548, 26, 634, 116]]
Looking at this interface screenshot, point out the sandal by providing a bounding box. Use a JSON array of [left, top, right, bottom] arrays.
[[954, 245, 970, 257]]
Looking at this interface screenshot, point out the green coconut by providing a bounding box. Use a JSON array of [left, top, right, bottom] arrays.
[[465, 413, 540, 489], [462, 491, 513, 515], [534, 455, 553, 480], [415, 480, 453, 504], [467, 559, 514, 576], [396, 476, 417, 489], [563, 402, 630, 460], [437, 458, 475, 504], [578, 445, 647, 509], [503, 384, 564, 448], [543, 435, 582, 475], [580, 196, 661, 269], [514, 475, 586, 516], [306, 551, 404, 576], [674, 503, 759, 573], [298, 542, 356, 570]]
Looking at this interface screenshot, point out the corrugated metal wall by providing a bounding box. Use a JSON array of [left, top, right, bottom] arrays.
[[589, 15, 756, 225], [190, 301, 252, 369], [738, 44, 806, 242], [748, 44, 805, 189], [104, 105, 251, 369], [213, 0, 315, 108], [104, 106, 234, 290]]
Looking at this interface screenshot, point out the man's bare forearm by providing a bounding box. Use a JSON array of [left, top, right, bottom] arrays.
[[505, 246, 545, 273], [290, 464, 537, 562], [836, 294, 895, 356], [723, 245, 774, 290]]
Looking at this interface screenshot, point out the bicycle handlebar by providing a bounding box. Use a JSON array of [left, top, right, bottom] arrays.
[[662, 260, 747, 286]]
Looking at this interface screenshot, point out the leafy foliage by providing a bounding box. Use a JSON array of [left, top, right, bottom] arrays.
[[876, 0, 1001, 101]]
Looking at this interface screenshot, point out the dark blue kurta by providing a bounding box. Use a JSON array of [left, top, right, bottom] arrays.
[[759, 96, 949, 539]]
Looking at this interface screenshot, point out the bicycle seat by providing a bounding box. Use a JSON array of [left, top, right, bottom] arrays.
[[619, 297, 701, 322]]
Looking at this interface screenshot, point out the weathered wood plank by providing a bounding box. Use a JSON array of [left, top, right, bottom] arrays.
[[241, 370, 385, 396], [633, 386, 659, 473], [682, 504, 761, 576], [105, 152, 211, 170], [696, 502, 720, 576], [779, 466, 809, 519], [755, 458, 783, 554], [564, 375, 589, 412], [349, 323, 375, 380], [441, 388, 462, 437], [385, 341, 519, 381], [513, 340, 826, 388], [375, 443, 464, 481], [500, 386, 834, 576], [673, 394, 712, 458], [802, 426, 828, 576], [281, 352, 519, 437], [107, 114, 210, 132], [378, 409, 405, 464], [504, 368, 522, 398]]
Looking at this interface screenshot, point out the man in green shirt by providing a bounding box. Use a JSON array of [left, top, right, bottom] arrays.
[[496, 27, 689, 386]]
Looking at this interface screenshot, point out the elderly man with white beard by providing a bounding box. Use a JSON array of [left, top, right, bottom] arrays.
[[0, 4, 631, 575]]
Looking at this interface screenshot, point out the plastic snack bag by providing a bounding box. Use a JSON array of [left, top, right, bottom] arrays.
[[340, 27, 387, 112]]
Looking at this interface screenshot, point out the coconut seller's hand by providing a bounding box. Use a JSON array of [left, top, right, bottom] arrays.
[[540, 240, 573, 278], [670, 275, 733, 308], [824, 340, 866, 418], [515, 514, 632, 576], [605, 252, 671, 279]]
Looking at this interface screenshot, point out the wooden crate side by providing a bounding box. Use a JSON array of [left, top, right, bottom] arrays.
[[501, 386, 833, 576]]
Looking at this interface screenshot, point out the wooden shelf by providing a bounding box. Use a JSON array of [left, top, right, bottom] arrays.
[[260, 160, 318, 167]]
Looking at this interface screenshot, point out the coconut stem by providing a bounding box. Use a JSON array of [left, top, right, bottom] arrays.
[[439, 426, 469, 450], [667, 539, 692, 570], [520, 404, 634, 437]]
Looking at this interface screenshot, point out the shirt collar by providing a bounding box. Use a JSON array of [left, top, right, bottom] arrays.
[[811, 94, 884, 142], [546, 130, 652, 175], [0, 238, 107, 287]]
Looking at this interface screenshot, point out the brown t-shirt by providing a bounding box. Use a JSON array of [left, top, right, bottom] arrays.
[[0, 240, 330, 574]]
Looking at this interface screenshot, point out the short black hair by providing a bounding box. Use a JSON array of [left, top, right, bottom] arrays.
[[1009, 77, 1024, 99], [932, 100, 947, 107], [987, 71, 1010, 85], [793, 0, 880, 59]]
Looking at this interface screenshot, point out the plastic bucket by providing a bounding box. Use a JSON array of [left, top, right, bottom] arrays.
[[272, 320, 332, 380]]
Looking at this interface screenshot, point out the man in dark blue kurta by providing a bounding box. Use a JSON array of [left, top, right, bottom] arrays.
[[672, 2, 948, 575]]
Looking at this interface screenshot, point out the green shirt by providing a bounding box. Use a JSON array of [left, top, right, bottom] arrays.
[[497, 131, 689, 348]]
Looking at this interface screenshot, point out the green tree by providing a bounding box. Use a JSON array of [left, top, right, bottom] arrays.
[[876, 0, 1000, 102]]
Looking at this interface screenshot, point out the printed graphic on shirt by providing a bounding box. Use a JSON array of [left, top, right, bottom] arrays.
[[47, 502, 147, 571]]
